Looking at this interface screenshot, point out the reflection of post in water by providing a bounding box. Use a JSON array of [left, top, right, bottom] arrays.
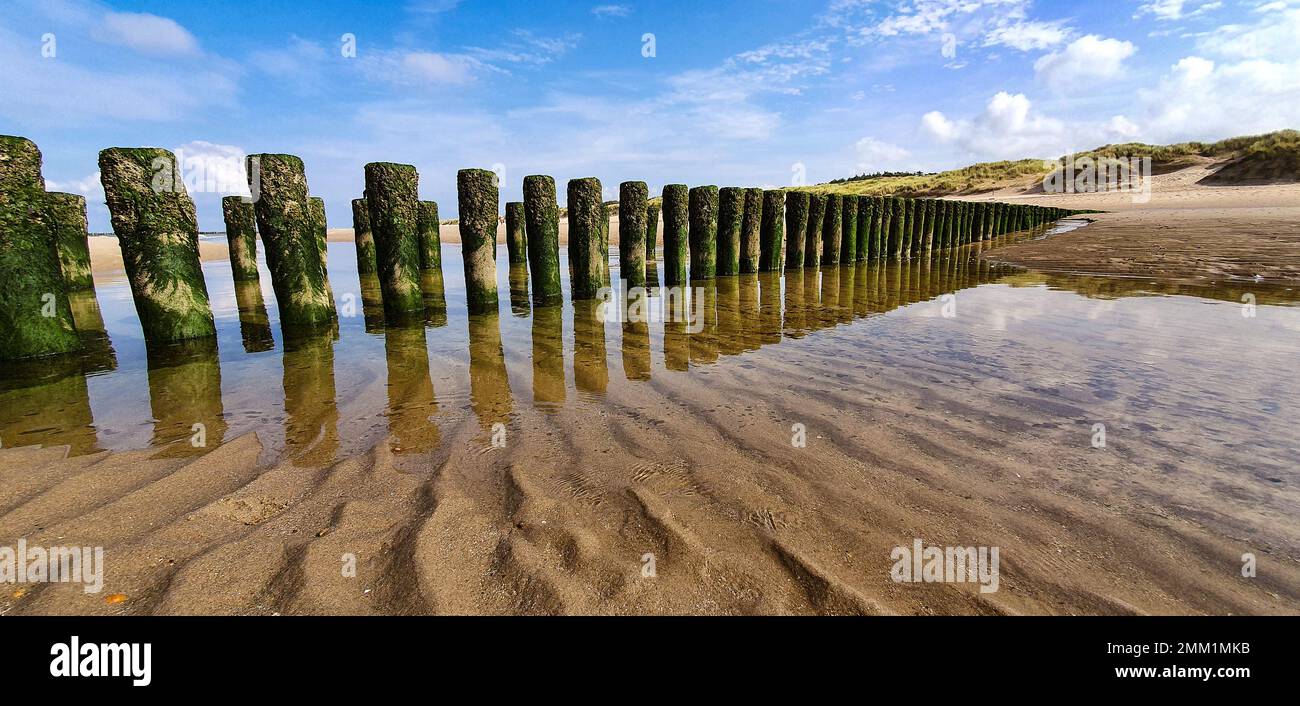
[[572, 299, 609, 396], [146, 337, 227, 457], [738, 273, 760, 351], [232, 281, 275, 354], [68, 289, 118, 373], [420, 269, 448, 328], [0, 356, 101, 456], [816, 265, 840, 330], [783, 268, 806, 339], [756, 271, 783, 345], [468, 313, 514, 429], [836, 264, 855, 324], [508, 263, 531, 317], [688, 282, 718, 365], [645, 261, 660, 292], [715, 275, 743, 355], [383, 324, 439, 454], [803, 267, 821, 332], [282, 327, 340, 464], [621, 290, 651, 381], [359, 273, 387, 332], [531, 304, 566, 409]]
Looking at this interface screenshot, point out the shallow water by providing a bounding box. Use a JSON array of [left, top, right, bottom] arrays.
[[2, 220, 1298, 491]]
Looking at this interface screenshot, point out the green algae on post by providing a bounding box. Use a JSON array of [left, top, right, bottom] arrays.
[[100, 146, 216, 344], [309, 196, 336, 311], [419, 200, 442, 272], [221, 195, 259, 283], [855, 195, 871, 262], [784, 191, 809, 271], [646, 203, 660, 261], [618, 181, 648, 288], [662, 184, 689, 287], [0, 136, 81, 359], [505, 200, 526, 267], [688, 185, 719, 281], [740, 187, 762, 274], [568, 177, 606, 299], [49, 192, 95, 291], [821, 194, 841, 266], [247, 153, 335, 328], [716, 186, 744, 276], [760, 189, 785, 272], [365, 162, 424, 318], [352, 197, 377, 276], [805, 193, 825, 267], [456, 168, 501, 314], [523, 175, 562, 306], [840, 194, 858, 264]]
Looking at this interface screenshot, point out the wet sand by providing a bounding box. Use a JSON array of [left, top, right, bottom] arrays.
[[89, 236, 229, 277]]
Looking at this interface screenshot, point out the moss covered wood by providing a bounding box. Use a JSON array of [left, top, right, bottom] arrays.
[[49, 192, 95, 290], [760, 189, 785, 272], [784, 191, 809, 271], [418, 200, 442, 272], [523, 175, 562, 306], [716, 187, 743, 276], [855, 196, 871, 262], [308, 197, 336, 312], [220, 195, 259, 283], [661, 184, 689, 287], [0, 136, 81, 359], [740, 187, 762, 274], [805, 193, 825, 268], [101, 146, 216, 344], [247, 153, 335, 328], [820, 194, 841, 266], [456, 168, 500, 313], [505, 201, 526, 267], [568, 177, 606, 299], [351, 197, 377, 275], [839, 194, 858, 263], [646, 203, 660, 260], [364, 162, 424, 318], [688, 185, 719, 281], [618, 181, 648, 288]]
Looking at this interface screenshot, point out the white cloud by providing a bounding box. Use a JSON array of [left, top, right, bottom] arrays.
[[854, 137, 911, 172], [360, 50, 489, 86], [1197, 8, 1300, 60], [591, 4, 632, 17], [1135, 0, 1221, 20], [1034, 35, 1137, 90], [920, 91, 1142, 159], [96, 11, 200, 57], [1139, 55, 1300, 142], [983, 20, 1072, 51]]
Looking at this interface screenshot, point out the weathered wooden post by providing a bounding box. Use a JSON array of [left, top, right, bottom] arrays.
[[646, 203, 660, 261], [874, 196, 891, 260], [0, 136, 81, 359], [821, 194, 842, 266], [364, 162, 424, 318], [419, 200, 442, 273], [505, 201, 527, 267], [352, 197, 377, 275], [568, 177, 605, 299], [309, 196, 336, 309], [523, 175, 562, 306], [888, 196, 905, 259], [717, 186, 744, 276], [904, 198, 919, 259], [760, 189, 785, 272], [662, 184, 689, 286], [220, 195, 259, 282], [740, 187, 762, 274], [784, 191, 809, 270], [247, 153, 334, 328], [453, 169, 500, 314], [688, 185, 719, 281], [618, 181, 648, 288], [840, 194, 858, 263], [49, 192, 95, 291], [855, 195, 871, 262], [805, 193, 825, 267], [101, 147, 216, 343]]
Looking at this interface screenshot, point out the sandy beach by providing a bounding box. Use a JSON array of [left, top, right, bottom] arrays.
[[89, 236, 230, 277]]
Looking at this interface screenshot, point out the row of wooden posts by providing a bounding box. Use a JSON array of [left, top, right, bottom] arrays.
[[0, 135, 1076, 361]]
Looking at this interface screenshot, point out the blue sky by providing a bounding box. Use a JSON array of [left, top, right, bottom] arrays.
[[2, 0, 1297, 231]]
